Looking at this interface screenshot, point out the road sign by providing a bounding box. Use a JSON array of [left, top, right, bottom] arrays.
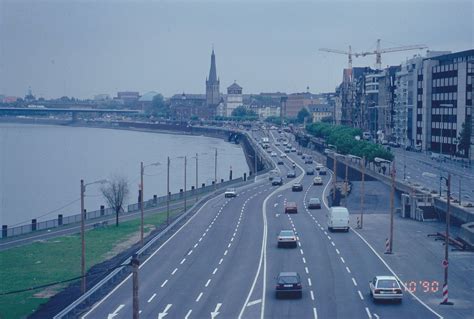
[[442, 259, 449, 268]]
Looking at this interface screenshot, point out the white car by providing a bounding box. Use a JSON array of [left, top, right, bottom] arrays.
[[271, 152, 277, 157], [313, 176, 323, 185], [224, 188, 237, 198], [280, 153, 287, 158], [277, 230, 297, 248], [369, 276, 403, 302], [274, 142, 280, 146]]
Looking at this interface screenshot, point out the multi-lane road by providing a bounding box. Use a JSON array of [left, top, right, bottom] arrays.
[[79, 129, 447, 319]]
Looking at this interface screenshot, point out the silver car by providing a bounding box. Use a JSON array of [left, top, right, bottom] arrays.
[[369, 276, 403, 302], [277, 230, 297, 248]]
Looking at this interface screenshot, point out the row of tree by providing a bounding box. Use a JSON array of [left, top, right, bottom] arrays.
[[306, 122, 394, 162]]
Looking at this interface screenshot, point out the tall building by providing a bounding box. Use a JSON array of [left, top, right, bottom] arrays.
[[206, 49, 220, 106], [225, 82, 243, 116]]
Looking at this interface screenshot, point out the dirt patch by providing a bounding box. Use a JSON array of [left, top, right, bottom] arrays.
[[103, 225, 155, 260], [33, 284, 64, 298]]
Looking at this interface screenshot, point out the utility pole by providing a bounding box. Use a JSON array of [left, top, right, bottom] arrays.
[[195, 153, 198, 202], [80, 179, 86, 294], [333, 154, 337, 204], [167, 157, 170, 225], [140, 161, 144, 247], [360, 157, 365, 229], [214, 148, 217, 189], [387, 161, 396, 254], [440, 173, 453, 305], [184, 156, 187, 212], [131, 253, 140, 319], [344, 159, 349, 207], [458, 176, 461, 206]]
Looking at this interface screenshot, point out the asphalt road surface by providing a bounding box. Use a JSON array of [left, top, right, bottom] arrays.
[[78, 129, 450, 319]]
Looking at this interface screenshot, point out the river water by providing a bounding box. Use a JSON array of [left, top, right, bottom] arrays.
[[0, 123, 249, 226]]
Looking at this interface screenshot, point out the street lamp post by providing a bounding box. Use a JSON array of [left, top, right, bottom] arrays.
[[440, 173, 453, 305], [214, 148, 218, 190], [80, 178, 107, 294], [140, 161, 160, 246], [167, 157, 170, 225], [360, 157, 366, 229]]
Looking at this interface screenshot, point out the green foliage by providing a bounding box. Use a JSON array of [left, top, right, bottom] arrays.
[[231, 106, 256, 117], [265, 116, 282, 125], [147, 94, 169, 117], [321, 116, 333, 123], [297, 108, 311, 123], [306, 123, 393, 162], [458, 120, 472, 158]]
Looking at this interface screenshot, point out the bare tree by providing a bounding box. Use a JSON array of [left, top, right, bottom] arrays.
[[101, 175, 129, 227]]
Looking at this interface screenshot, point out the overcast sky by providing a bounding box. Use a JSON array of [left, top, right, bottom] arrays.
[[0, 0, 472, 99]]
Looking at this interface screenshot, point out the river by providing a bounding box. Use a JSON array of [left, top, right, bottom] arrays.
[[0, 123, 249, 226]]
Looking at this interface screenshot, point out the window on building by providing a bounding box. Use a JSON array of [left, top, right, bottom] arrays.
[[454, 77, 458, 85], [454, 63, 458, 70], [468, 76, 472, 85], [468, 91, 472, 100]]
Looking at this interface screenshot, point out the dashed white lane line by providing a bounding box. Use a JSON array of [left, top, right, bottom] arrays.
[[185, 309, 192, 319], [161, 279, 168, 288], [358, 290, 364, 300], [300, 249, 304, 255], [205, 279, 211, 287], [224, 250, 228, 256], [313, 307, 318, 319], [340, 257, 345, 263], [171, 268, 178, 275], [308, 278, 312, 286], [365, 307, 372, 319], [331, 241, 335, 247], [305, 267, 309, 274], [302, 257, 306, 263], [213, 267, 218, 275], [194, 243, 198, 248], [233, 232, 237, 237], [180, 258, 186, 264], [187, 250, 193, 255], [335, 248, 340, 254], [298, 242, 302, 247], [196, 292, 203, 302], [352, 277, 358, 286], [199, 237, 203, 242], [346, 266, 351, 274], [219, 258, 224, 265], [228, 243, 232, 248], [147, 293, 156, 303], [310, 290, 315, 300], [327, 235, 332, 240]]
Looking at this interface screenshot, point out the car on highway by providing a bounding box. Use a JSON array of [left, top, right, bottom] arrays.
[[306, 168, 315, 175], [277, 159, 284, 165], [301, 154, 306, 159], [308, 197, 321, 209], [283, 141, 288, 146], [297, 150, 303, 155], [287, 170, 296, 178], [369, 276, 403, 302], [291, 147, 297, 152], [305, 156, 313, 164], [292, 183, 303, 192], [277, 230, 297, 248], [285, 202, 298, 214], [274, 142, 280, 146], [327, 206, 349, 232], [319, 167, 327, 175], [275, 272, 302, 299], [272, 177, 283, 186], [315, 163, 324, 171], [280, 153, 287, 158], [224, 188, 237, 198], [313, 176, 323, 185], [284, 148, 291, 153], [266, 148, 272, 153], [271, 151, 277, 157]]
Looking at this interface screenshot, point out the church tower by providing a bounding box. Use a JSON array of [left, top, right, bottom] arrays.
[[206, 49, 220, 106]]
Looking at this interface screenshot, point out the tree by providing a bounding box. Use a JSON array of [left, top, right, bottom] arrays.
[[458, 120, 472, 158], [101, 176, 129, 227], [297, 108, 311, 123], [321, 116, 333, 123], [148, 94, 169, 117]]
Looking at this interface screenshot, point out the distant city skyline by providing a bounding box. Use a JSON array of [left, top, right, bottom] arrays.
[[0, 0, 472, 99]]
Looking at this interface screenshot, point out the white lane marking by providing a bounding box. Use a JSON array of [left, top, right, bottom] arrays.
[[310, 290, 315, 300], [147, 293, 157, 303], [365, 307, 372, 319], [188, 250, 193, 255], [352, 277, 358, 286], [158, 304, 172, 319], [274, 203, 278, 207], [340, 257, 345, 263], [199, 237, 203, 242], [171, 268, 178, 275], [313, 307, 318, 319], [331, 241, 335, 246], [228, 243, 232, 248], [324, 231, 328, 235], [351, 228, 443, 319], [224, 249, 228, 256], [302, 257, 306, 264], [194, 243, 198, 248], [213, 267, 218, 275], [205, 279, 212, 287], [336, 248, 340, 254], [327, 235, 332, 240], [219, 258, 224, 265], [358, 290, 364, 300], [300, 249, 304, 255], [373, 314, 380, 319], [246, 299, 262, 307], [184, 309, 192, 319], [211, 303, 222, 319], [308, 278, 312, 286], [161, 279, 168, 288], [305, 267, 309, 274], [107, 304, 124, 318], [196, 292, 203, 302], [346, 266, 351, 274], [233, 232, 236, 237], [278, 194, 282, 197], [180, 258, 186, 264], [298, 241, 302, 247]]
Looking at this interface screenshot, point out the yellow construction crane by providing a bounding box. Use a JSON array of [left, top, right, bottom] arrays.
[[320, 39, 427, 70]]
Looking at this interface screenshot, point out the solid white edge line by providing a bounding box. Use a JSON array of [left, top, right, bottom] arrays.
[[352, 228, 443, 319]]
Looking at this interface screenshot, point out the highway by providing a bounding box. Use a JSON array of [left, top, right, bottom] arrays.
[[79, 129, 446, 319]]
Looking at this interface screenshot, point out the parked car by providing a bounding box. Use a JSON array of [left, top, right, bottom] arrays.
[[313, 176, 323, 185], [275, 272, 302, 299], [277, 230, 297, 248], [285, 202, 298, 214], [287, 170, 296, 178], [292, 183, 303, 192], [369, 276, 403, 302], [306, 168, 315, 175], [308, 197, 321, 209], [224, 188, 237, 198], [272, 177, 283, 186]]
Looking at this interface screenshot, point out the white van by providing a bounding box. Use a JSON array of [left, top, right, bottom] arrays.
[[327, 207, 349, 232]]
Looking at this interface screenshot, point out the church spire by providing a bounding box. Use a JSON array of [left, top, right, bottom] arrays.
[[208, 49, 218, 83]]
